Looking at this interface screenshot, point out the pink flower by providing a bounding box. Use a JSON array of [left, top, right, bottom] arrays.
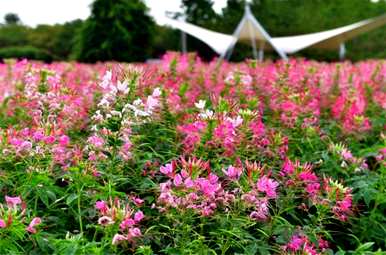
[[250, 199, 269, 221], [58, 135, 70, 146], [132, 197, 144, 206], [281, 158, 295, 176], [160, 163, 173, 176], [184, 177, 194, 188], [112, 234, 127, 245], [337, 195, 352, 213], [120, 218, 135, 230], [26, 217, 41, 234], [5, 196, 22, 208], [299, 171, 318, 182], [134, 211, 144, 223], [19, 141, 32, 152], [287, 234, 305, 251], [196, 179, 218, 197], [32, 130, 45, 142], [95, 200, 108, 214], [318, 238, 329, 250], [208, 173, 219, 184], [173, 174, 183, 186], [87, 135, 104, 148], [222, 165, 242, 181], [306, 183, 320, 197], [256, 176, 279, 198], [128, 227, 142, 238], [43, 135, 56, 144], [0, 219, 6, 228]]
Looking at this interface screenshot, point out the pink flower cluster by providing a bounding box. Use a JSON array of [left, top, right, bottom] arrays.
[[95, 198, 145, 246], [0, 196, 41, 234], [284, 232, 329, 255], [158, 160, 236, 216], [241, 175, 279, 221], [157, 158, 282, 221], [3, 128, 74, 168]]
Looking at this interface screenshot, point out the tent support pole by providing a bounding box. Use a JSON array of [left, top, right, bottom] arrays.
[[248, 20, 258, 59], [339, 43, 346, 60], [181, 17, 187, 53], [181, 31, 187, 53], [258, 42, 264, 61], [218, 16, 246, 63]]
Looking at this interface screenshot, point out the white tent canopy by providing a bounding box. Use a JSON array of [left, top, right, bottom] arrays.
[[272, 14, 386, 54], [163, 5, 386, 60], [220, 5, 288, 60], [163, 17, 234, 56]]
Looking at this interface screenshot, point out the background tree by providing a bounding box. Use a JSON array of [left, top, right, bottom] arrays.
[[74, 0, 155, 62], [152, 25, 180, 58], [4, 13, 20, 25]]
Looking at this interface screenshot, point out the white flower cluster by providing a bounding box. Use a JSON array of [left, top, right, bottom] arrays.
[[194, 100, 214, 119]]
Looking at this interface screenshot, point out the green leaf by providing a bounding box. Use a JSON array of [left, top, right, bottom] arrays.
[[66, 193, 78, 205]]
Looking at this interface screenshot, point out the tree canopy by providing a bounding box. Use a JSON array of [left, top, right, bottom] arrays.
[[74, 0, 155, 62]]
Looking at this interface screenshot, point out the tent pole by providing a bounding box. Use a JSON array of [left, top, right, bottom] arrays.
[[246, 5, 288, 60], [248, 20, 258, 59], [339, 43, 346, 61], [181, 17, 187, 53], [218, 15, 247, 62], [181, 31, 187, 53], [258, 42, 264, 61]]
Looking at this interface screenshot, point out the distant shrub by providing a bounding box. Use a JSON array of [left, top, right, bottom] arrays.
[[0, 45, 53, 62]]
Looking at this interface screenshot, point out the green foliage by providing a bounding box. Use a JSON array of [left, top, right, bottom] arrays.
[[28, 20, 84, 60], [0, 25, 30, 48], [74, 0, 155, 62], [0, 46, 53, 62]]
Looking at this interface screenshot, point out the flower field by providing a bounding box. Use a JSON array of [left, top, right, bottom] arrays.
[[0, 54, 385, 254]]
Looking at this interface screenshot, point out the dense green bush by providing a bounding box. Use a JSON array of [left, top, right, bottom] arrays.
[[74, 0, 155, 62], [0, 46, 53, 62]]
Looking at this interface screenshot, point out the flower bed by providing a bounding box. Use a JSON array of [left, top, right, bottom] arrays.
[[0, 54, 385, 254]]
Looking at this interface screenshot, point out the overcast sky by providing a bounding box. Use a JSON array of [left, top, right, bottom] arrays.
[[0, 0, 227, 27]]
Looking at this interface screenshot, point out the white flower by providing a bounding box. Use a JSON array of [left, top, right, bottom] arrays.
[[135, 109, 150, 117], [241, 74, 252, 86], [146, 96, 159, 112], [227, 115, 243, 127], [117, 80, 129, 94], [99, 71, 112, 89], [98, 216, 114, 226], [195, 100, 206, 110], [133, 98, 143, 106], [111, 110, 122, 117], [199, 109, 214, 119], [97, 97, 110, 108], [225, 72, 235, 83], [152, 87, 161, 97]]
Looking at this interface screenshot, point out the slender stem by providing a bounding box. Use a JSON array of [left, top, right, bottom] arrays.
[[77, 184, 84, 234]]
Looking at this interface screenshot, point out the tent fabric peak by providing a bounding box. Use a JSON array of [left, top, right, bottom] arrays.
[[164, 7, 386, 60]]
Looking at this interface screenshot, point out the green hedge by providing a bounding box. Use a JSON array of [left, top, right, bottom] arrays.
[[0, 45, 53, 62]]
